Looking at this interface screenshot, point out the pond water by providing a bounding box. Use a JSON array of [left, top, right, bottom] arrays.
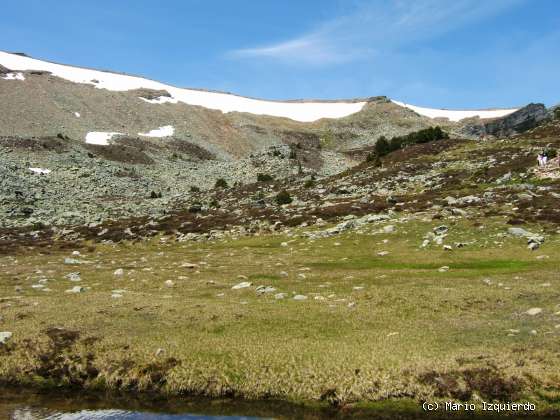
[[0, 391, 281, 420], [5, 408, 269, 419], [1, 391, 557, 420]]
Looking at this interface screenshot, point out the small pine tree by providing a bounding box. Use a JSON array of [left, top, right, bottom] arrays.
[[215, 178, 228, 189], [190, 186, 200, 193], [275, 190, 293, 205], [374, 136, 390, 156]]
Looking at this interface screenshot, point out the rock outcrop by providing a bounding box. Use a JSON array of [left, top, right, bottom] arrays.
[[483, 103, 548, 137], [460, 103, 548, 138]]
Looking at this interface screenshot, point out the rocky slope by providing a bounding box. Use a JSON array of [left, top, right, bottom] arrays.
[[0, 51, 555, 230], [2, 114, 559, 254]]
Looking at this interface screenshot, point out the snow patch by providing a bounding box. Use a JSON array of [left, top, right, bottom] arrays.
[[29, 167, 51, 175], [85, 131, 122, 146], [0, 51, 366, 122], [140, 96, 179, 105], [391, 100, 518, 122], [2, 72, 25, 81], [74, 112, 81, 118], [138, 125, 174, 138]]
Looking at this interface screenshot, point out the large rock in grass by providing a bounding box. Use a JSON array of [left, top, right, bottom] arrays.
[[0, 331, 12, 344], [508, 227, 544, 247]]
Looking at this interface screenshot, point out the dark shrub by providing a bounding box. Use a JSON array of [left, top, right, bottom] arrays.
[[275, 190, 293, 205], [375, 127, 448, 157], [257, 173, 274, 182], [190, 186, 200, 193], [304, 179, 315, 188], [215, 178, 228, 189], [374, 136, 390, 156]]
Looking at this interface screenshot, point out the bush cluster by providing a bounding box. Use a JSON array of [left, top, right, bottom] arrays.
[[257, 173, 274, 182], [275, 190, 293, 205], [215, 178, 228, 189], [374, 126, 449, 157]]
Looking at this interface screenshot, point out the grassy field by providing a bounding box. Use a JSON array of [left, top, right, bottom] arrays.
[[0, 215, 559, 416]]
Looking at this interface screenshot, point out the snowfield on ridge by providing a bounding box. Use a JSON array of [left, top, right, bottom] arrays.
[[391, 100, 518, 122], [0, 51, 366, 123], [1, 51, 520, 124]]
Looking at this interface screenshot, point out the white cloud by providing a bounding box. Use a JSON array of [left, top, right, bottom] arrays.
[[229, 34, 368, 65], [228, 0, 523, 66]]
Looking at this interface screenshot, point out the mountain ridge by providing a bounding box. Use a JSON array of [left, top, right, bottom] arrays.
[[1, 50, 522, 121]]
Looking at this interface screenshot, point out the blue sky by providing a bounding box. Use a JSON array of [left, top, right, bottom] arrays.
[[1, 0, 559, 108]]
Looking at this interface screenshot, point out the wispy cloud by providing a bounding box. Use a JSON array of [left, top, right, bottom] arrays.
[[230, 35, 367, 65], [228, 0, 522, 66]]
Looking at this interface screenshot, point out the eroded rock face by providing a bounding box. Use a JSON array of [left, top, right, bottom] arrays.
[[461, 103, 548, 138], [484, 103, 548, 137]]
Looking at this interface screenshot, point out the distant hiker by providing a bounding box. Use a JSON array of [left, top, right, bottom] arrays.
[[537, 153, 544, 167], [542, 150, 549, 166]]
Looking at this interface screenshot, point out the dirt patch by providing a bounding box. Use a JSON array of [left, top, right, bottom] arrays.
[[0, 136, 71, 153], [463, 368, 523, 402], [85, 139, 154, 165], [419, 368, 523, 402], [167, 139, 215, 160], [419, 371, 472, 401], [45, 327, 80, 350]]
